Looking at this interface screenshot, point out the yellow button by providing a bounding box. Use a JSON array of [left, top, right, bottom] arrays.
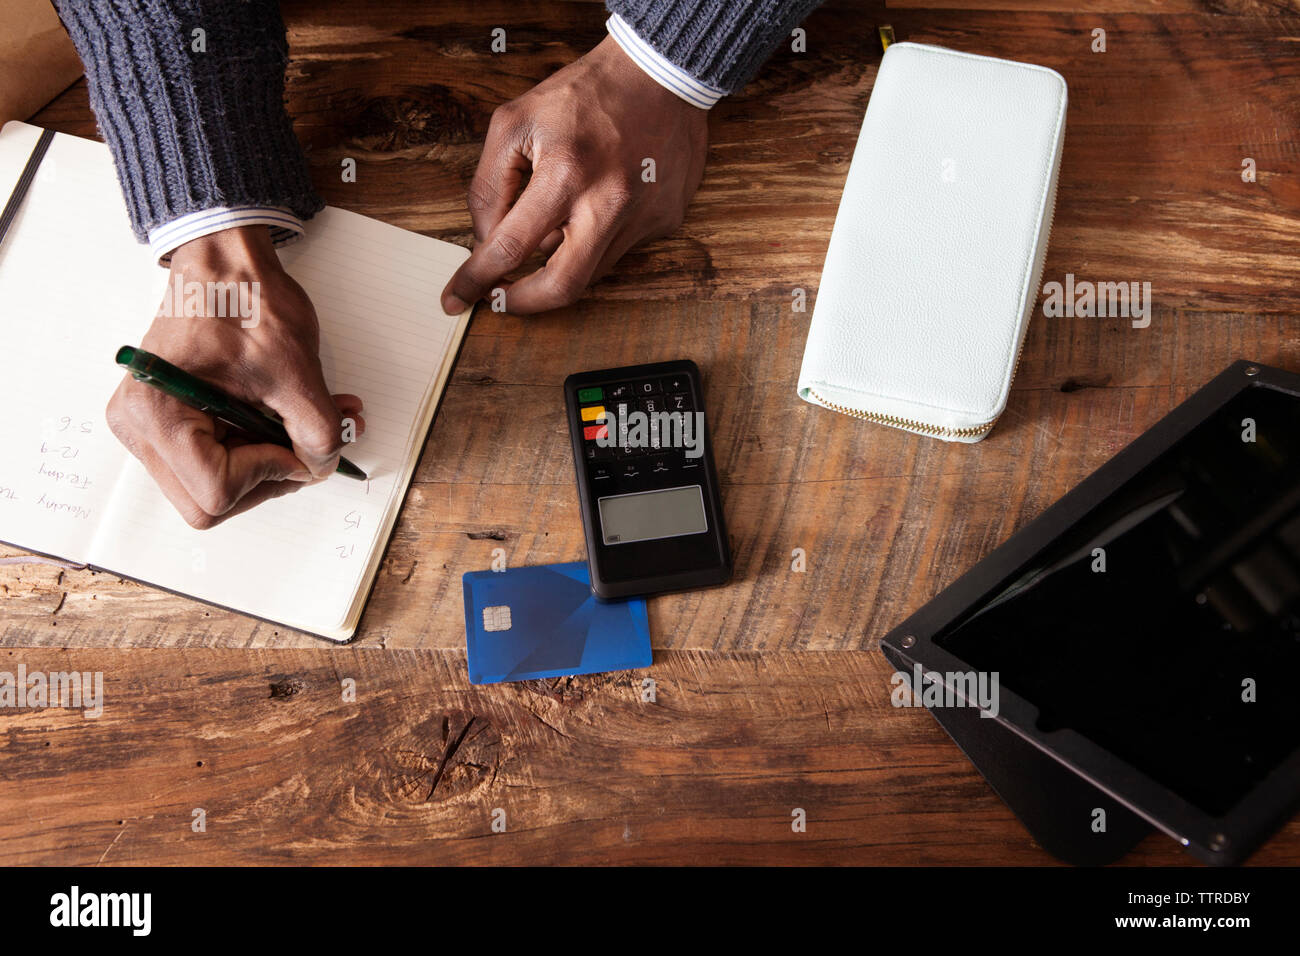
[[580, 406, 606, 421]]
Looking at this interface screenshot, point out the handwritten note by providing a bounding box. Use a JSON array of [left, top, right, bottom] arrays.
[[0, 123, 470, 639]]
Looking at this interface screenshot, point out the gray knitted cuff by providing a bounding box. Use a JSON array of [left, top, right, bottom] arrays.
[[53, 0, 322, 242], [605, 0, 824, 95]]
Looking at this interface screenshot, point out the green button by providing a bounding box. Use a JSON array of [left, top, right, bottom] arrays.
[[577, 386, 603, 403]]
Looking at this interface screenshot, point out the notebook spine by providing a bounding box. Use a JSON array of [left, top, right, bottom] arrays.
[[0, 127, 54, 249]]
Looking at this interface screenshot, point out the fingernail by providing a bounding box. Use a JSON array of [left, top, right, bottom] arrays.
[[288, 470, 313, 482], [443, 294, 467, 314]]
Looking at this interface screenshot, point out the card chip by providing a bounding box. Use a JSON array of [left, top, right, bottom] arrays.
[[483, 604, 512, 632]]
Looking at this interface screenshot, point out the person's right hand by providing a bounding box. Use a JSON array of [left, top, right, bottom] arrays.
[[106, 225, 364, 529]]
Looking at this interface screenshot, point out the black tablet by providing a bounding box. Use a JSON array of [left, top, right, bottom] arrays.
[[881, 360, 1300, 865]]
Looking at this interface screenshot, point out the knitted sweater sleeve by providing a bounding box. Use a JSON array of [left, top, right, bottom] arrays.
[[605, 0, 826, 95], [51, 0, 322, 243]]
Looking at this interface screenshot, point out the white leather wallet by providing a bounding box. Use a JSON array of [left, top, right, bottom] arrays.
[[797, 42, 1067, 442]]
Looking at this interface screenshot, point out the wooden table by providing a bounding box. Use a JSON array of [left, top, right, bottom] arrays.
[[2, 0, 1298, 864]]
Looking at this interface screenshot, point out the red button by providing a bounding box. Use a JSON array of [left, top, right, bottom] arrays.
[[583, 424, 608, 441]]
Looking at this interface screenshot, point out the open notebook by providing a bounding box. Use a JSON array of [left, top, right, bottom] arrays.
[[0, 121, 471, 640]]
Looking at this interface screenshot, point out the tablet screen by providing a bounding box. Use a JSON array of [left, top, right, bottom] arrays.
[[935, 384, 1300, 817]]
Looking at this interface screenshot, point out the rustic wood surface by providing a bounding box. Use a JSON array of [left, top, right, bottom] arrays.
[[2, 0, 1299, 863], [2, 647, 1296, 865], [11, 0, 1300, 650]]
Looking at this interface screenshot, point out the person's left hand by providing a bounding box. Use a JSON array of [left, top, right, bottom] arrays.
[[440, 35, 709, 316]]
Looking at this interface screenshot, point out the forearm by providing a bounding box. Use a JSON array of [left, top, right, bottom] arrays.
[[51, 0, 321, 242], [605, 0, 825, 96]]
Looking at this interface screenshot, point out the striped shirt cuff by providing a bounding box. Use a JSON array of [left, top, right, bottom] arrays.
[[606, 14, 726, 110], [148, 206, 306, 265]]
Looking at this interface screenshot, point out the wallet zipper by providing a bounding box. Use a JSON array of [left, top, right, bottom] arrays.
[[806, 389, 997, 439], [807, 161, 1060, 441]]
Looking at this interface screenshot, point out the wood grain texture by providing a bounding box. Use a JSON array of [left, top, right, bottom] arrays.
[[14, 1, 1300, 648], [3, 302, 1297, 648], [0, 647, 1295, 865], [6, 0, 1300, 864]]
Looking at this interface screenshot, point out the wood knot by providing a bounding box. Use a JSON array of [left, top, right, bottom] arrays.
[[352, 86, 474, 149], [1059, 375, 1111, 393], [368, 712, 501, 806], [269, 678, 305, 700]]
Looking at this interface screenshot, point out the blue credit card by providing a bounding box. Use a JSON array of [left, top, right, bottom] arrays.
[[462, 562, 652, 684]]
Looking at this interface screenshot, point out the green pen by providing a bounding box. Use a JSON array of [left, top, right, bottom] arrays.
[[115, 345, 367, 480]]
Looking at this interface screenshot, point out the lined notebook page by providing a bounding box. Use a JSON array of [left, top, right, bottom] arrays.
[[0, 123, 470, 640], [0, 123, 161, 564]]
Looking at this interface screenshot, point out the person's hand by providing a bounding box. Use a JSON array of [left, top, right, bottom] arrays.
[[106, 226, 364, 529], [441, 35, 708, 315]]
